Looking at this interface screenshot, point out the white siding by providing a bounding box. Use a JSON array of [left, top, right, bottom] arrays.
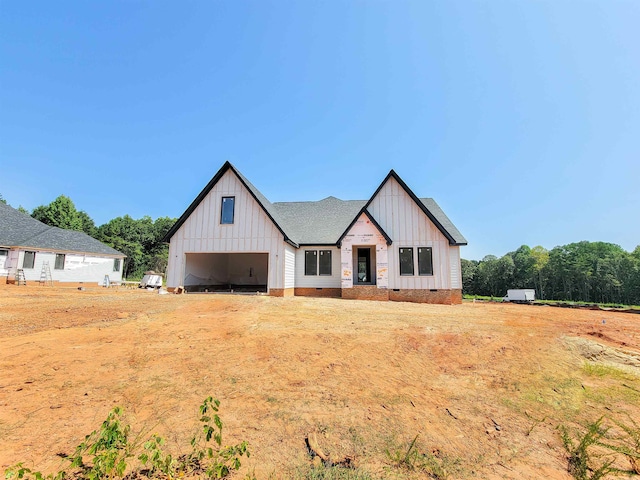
[[11, 249, 123, 284], [284, 244, 296, 289], [294, 246, 341, 288], [367, 177, 452, 289], [449, 246, 461, 289], [167, 169, 288, 290]]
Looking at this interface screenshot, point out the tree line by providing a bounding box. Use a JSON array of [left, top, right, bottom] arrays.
[[462, 242, 640, 305], [2, 194, 175, 279]]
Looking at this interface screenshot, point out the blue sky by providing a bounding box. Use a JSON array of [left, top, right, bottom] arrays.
[[1, 1, 638, 261]]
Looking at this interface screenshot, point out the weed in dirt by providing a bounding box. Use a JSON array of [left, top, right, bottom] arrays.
[[292, 465, 376, 480], [5, 396, 250, 480], [559, 417, 614, 479], [598, 415, 640, 475], [558, 415, 640, 479], [385, 435, 459, 479]]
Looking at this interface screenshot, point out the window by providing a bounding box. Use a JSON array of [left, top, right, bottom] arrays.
[[319, 250, 332, 275], [220, 196, 235, 224], [418, 247, 433, 276], [0, 249, 7, 256], [54, 254, 65, 270], [113, 258, 121, 272], [23, 251, 36, 269], [304, 250, 317, 275], [399, 248, 414, 276]]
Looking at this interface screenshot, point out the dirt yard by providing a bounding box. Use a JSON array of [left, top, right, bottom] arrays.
[[1, 286, 639, 479]]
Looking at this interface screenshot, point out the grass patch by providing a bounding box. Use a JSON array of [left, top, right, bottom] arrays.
[[582, 362, 634, 380], [292, 464, 377, 480], [384, 434, 462, 479]]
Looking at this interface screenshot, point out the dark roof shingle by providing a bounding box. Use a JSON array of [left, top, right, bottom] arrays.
[[0, 202, 124, 256]]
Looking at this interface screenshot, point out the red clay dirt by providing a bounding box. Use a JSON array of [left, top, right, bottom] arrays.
[[1, 285, 639, 479]]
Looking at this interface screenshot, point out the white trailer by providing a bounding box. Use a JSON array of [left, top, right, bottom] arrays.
[[503, 289, 535, 303]]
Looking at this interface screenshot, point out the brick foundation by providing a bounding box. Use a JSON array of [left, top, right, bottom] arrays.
[[388, 289, 462, 305], [269, 288, 294, 297], [294, 287, 342, 298], [341, 285, 390, 301]]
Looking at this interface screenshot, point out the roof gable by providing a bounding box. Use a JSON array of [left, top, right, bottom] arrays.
[[363, 170, 467, 246], [163, 161, 297, 246], [336, 209, 392, 247]]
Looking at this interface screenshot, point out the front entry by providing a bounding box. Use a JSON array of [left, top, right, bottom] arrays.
[[355, 247, 374, 285]]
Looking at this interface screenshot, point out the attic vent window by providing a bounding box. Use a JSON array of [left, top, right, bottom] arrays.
[[221, 197, 235, 224]]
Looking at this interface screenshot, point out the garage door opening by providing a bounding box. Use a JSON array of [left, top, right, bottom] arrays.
[[183, 253, 268, 293]]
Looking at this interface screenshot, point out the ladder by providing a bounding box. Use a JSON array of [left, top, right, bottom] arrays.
[[16, 269, 27, 286], [39, 262, 53, 286], [103, 275, 111, 288]]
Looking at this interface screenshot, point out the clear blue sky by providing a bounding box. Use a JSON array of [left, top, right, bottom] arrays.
[[1, 1, 638, 261]]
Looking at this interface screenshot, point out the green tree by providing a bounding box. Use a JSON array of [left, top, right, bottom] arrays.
[[530, 246, 549, 299], [77, 210, 98, 237], [0, 193, 6, 204], [96, 215, 176, 278], [460, 259, 478, 295], [32, 195, 84, 231]]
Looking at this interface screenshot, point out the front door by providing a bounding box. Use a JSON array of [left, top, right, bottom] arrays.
[[356, 248, 371, 284]]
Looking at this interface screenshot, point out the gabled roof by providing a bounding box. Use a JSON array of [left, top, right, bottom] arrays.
[[162, 161, 297, 246], [163, 163, 467, 247], [363, 170, 468, 246], [0, 202, 124, 256], [336, 208, 393, 247]]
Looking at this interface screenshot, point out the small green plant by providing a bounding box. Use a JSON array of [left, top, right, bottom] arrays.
[[559, 418, 615, 480], [385, 434, 456, 479], [5, 396, 249, 480], [138, 434, 175, 478], [69, 406, 133, 480], [599, 415, 640, 474], [386, 434, 421, 470], [184, 396, 250, 479]]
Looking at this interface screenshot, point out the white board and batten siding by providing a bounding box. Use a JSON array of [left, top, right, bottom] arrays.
[[166, 169, 288, 290], [294, 246, 341, 288], [367, 176, 453, 290]]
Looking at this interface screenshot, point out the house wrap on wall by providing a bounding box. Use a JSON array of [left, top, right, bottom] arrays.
[[163, 162, 467, 304], [0, 202, 125, 285]]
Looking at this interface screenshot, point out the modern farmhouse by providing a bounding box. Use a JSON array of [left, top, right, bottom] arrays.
[[0, 202, 125, 285], [164, 162, 467, 304]]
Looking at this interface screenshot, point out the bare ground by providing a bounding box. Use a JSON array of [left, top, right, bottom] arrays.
[[0, 285, 639, 479]]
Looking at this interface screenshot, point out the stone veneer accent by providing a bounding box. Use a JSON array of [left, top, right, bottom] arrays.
[[294, 287, 342, 298], [269, 288, 294, 297]]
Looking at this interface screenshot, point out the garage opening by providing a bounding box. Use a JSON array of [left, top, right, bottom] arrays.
[[183, 253, 268, 293]]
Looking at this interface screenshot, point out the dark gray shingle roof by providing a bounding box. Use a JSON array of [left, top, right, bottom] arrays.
[[273, 197, 366, 244], [0, 202, 124, 256]]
